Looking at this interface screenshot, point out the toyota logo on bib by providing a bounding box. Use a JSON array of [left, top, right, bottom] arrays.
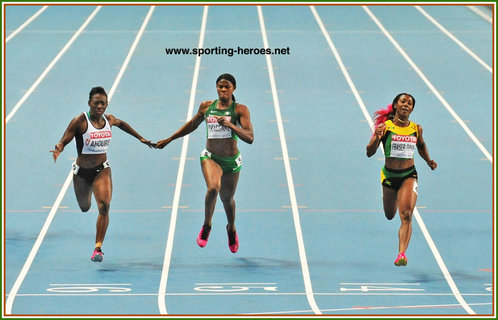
[[392, 135, 417, 143]]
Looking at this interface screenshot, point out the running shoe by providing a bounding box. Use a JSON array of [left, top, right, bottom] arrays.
[[226, 225, 239, 253], [197, 224, 211, 247], [91, 247, 104, 262], [394, 252, 407, 266]]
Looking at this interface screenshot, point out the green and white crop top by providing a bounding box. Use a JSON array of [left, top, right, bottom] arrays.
[[205, 100, 238, 140]]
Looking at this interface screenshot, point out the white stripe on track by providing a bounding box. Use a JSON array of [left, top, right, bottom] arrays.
[[108, 6, 155, 101], [412, 208, 477, 315], [257, 6, 321, 315], [4, 6, 155, 314], [5, 5, 48, 43], [310, 6, 373, 129], [5, 170, 72, 314], [5, 6, 101, 124], [157, 6, 209, 315], [467, 5, 493, 23], [363, 6, 492, 163], [312, 5, 476, 315], [415, 6, 492, 73]]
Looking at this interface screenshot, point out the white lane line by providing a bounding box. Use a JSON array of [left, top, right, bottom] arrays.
[[412, 210, 477, 315], [467, 5, 493, 23], [157, 5, 209, 316], [363, 6, 492, 163], [5, 171, 72, 314], [257, 5, 321, 315], [248, 302, 491, 315], [415, 6, 492, 73], [310, 6, 373, 129], [5, 6, 101, 124], [107, 6, 155, 101], [361, 5, 475, 315], [5, 5, 48, 43], [312, 5, 476, 316], [4, 6, 155, 315], [363, 11, 493, 314]]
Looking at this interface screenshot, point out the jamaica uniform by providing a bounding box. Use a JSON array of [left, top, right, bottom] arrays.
[[200, 100, 242, 173], [380, 119, 418, 191]]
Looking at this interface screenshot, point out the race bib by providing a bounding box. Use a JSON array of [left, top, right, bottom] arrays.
[[207, 116, 232, 139], [85, 130, 112, 153], [235, 154, 242, 168], [390, 135, 417, 158]]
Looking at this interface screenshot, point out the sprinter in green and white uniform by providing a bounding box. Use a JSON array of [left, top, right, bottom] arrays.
[[367, 93, 437, 267], [156, 74, 254, 254]]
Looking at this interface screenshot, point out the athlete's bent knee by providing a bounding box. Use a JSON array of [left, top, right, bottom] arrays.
[[399, 209, 412, 223], [96, 201, 110, 215], [206, 185, 220, 198]]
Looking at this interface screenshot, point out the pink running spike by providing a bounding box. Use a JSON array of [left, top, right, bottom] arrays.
[[394, 252, 407, 266], [91, 248, 104, 262], [197, 225, 211, 248], [227, 229, 239, 253]]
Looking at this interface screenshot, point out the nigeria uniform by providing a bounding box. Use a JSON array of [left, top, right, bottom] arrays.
[[200, 100, 242, 173]]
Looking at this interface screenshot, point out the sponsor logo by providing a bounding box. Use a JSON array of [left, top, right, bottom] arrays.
[[206, 115, 231, 123], [206, 116, 218, 123], [89, 131, 112, 139], [392, 135, 416, 143]]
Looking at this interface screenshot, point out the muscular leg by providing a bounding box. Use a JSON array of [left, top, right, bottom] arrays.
[[92, 168, 112, 248], [220, 171, 240, 232], [73, 175, 93, 212], [382, 186, 398, 220], [201, 159, 223, 227], [396, 178, 417, 254]]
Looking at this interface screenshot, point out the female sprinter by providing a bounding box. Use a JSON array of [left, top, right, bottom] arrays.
[[156, 73, 254, 253], [50, 86, 154, 262], [366, 93, 437, 266]]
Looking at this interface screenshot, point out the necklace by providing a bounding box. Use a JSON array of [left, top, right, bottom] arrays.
[[395, 116, 407, 124]]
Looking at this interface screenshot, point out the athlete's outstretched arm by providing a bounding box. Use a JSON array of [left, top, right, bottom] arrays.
[[156, 102, 208, 149], [107, 114, 155, 148], [50, 115, 85, 162]]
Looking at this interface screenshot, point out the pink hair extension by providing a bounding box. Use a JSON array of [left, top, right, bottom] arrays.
[[373, 104, 394, 128]]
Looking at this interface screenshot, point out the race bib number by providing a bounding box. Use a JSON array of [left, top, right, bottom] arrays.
[[201, 149, 212, 158], [235, 154, 242, 168], [390, 135, 417, 158], [207, 116, 232, 139]]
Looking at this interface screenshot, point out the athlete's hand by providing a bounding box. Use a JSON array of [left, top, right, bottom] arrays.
[[140, 138, 155, 148], [427, 159, 437, 170], [216, 116, 231, 128], [50, 143, 64, 162], [155, 138, 171, 149], [374, 123, 386, 140]]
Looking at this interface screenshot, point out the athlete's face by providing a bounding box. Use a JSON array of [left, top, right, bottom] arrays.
[[88, 93, 108, 117], [394, 95, 414, 118], [216, 79, 235, 103]]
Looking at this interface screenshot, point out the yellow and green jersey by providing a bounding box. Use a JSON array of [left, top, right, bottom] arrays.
[[381, 119, 418, 159]]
